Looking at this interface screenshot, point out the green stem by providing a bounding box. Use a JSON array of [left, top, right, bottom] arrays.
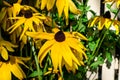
[[92, 9, 120, 56], [28, 37, 42, 80]]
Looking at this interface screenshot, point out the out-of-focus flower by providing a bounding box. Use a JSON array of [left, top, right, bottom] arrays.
[[40, 0, 81, 25], [0, 39, 18, 60], [0, 55, 30, 80], [88, 11, 120, 35], [7, 10, 46, 40], [26, 28, 87, 75]]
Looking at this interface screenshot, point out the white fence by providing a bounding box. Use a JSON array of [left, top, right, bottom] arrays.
[[86, 0, 119, 80]]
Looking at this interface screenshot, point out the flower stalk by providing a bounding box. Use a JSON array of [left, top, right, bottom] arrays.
[[28, 37, 43, 80]]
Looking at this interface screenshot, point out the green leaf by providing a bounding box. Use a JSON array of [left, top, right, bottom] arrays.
[[90, 60, 104, 68], [106, 52, 112, 63], [106, 4, 111, 9], [88, 41, 96, 51], [28, 71, 42, 78]]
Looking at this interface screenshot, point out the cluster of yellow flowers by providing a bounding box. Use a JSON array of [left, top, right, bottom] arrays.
[[0, 0, 120, 80]]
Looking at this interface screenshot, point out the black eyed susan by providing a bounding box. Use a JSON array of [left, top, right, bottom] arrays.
[[88, 11, 120, 35], [41, 0, 81, 25], [7, 9, 46, 40], [26, 28, 87, 75], [0, 55, 29, 80], [0, 39, 18, 60]]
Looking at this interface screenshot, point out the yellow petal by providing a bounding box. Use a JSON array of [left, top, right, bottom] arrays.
[[41, 0, 47, 10], [114, 24, 119, 35], [8, 8, 14, 24], [63, 43, 80, 65], [26, 32, 54, 40], [89, 17, 99, 27], [27, 19, 35, 32], [0, 64, 11, 80], [0, 7, 7, 22], [56, 0, 65, 17], [20, 22, 29, 40], [10, 64, 25, 79], [105, 19, 111, 29], [64, 0, 69, 25], [7, 18, 26, 33], [72, 32, 88, 40], [47, 0, 55, 10], [32, 17, 41, 25], [98, 17, 105, 30], [1, 47, 8, 60], [13, 3, 21, 17], [51, 43, 59, 70], [69, 0, 80, 14], [58, 52, 62, 75], [60, 43, 72, 67], [38, 40, 54, 67]]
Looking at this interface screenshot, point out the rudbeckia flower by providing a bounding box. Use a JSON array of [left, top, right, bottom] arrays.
[[0, 55, 29, 80], [26, 28, 87, 75], [0, 39, 18, 60], [104, 0, 120, 8], [88, 11, 120, 35], [40, 0, 80, 25], [7, 10, 46, 40]]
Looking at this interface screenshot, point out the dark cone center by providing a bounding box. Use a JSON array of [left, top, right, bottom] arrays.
[[54, 31, 65, 42], [24, 10, 33, 18], [103, 11, 111, 18]]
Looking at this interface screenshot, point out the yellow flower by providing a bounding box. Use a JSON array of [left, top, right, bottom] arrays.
[[88, 11, 120, 35], [41, 0, 80, 25], [7, 10, 46, 40], [0, 55, 29, 80], [0, 39, 18, 60], [104, 0, 120, 8], [26, 28, 87, 75], [88, 16, 111, 30]]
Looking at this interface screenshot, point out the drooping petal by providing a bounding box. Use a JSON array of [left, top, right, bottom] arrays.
[[51, 43, 59, 70], [64, 0, 69, 25], [0, 64, 11, 80], [26, 32, 54, 40], [47, 0, 55, 10], [9, 63, 25, 79], [69, 0, 80, 14], [38, 40, 55, 67], [59, 43, 73, 67], [41, 0, 47, 10], [88, 17, 99, 27], [0, 7, 7, 22], [98, 17, 105, 30], [32, 17, 41, 25], [13, 3, 21, 17], [56, 0, 65, 17], [26, 19, 35, 32], [72, 32, 88, 40], [19, 22, 29, 40], [67, 38, 86, 50], [58, 51, 62, 75], [7, 18, 26, 33], [62, 43, 80, 65], [1, 47, 8, 60]]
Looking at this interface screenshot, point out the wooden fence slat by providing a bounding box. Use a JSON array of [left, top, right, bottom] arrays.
[[102, 55, 115, 80]]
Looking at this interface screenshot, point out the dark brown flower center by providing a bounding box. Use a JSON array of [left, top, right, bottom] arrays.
[[54, 31, 65, 42], [103, 11, 111, 18], [24, 10, 33, 18]]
